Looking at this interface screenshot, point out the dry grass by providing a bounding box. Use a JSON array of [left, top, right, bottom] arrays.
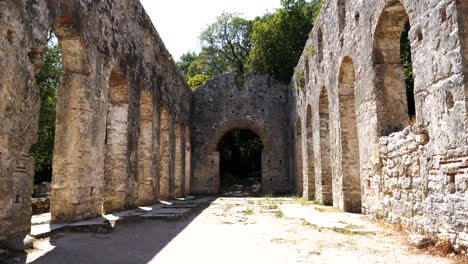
[[374, 219, 468, 263]]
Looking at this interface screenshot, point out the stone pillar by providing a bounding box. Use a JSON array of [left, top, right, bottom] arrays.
[[137, 90, 156, 205], [0, 1, 37, 239], [174, 125, 184, 197], [184, 127, 191, 195], [305, 106, 315, 200], [295, 118, 304, 195], [319, 87, 333, 206], [159, 106, 171, 200], [51, 26, 104, 222]]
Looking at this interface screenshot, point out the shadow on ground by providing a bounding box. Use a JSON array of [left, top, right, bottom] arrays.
[[1, 200, 214, 264]]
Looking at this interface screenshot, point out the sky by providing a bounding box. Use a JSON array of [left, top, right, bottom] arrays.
[[140, 0, 281, 60]]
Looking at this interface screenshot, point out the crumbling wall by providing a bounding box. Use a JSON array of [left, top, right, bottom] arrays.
[[0, 0, 191, 242], [191, 73, 291, 194], [291, 0, 468, 246]]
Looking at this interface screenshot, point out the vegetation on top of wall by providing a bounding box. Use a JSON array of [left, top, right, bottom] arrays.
[[30, 32, 63, 184], [188, 74, 210, 89]]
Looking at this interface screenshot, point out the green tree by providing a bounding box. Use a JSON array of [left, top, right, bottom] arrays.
[[30, 32, 63, 183], [176, 51, 198, 77], [186, 47, 232, 78], [200, 12, 252, 74], [247, 0, 323, 82]]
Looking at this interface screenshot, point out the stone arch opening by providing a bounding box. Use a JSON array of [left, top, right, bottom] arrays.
[[319, 87, 333, 205], [296, 117, 304, 195], [305, 105, 315, 200], [317, 29, 324, 63], [217, 129, 264, 196], [29, 31, 63, 218], [159, 105, 171, 200], [204, 119, 274, 195], [103, 64, 130, 213], [373, 1, 416, 136], [29, 17, 102, 223], [136, 90, 156, 206], [338, 57, 361, 213]]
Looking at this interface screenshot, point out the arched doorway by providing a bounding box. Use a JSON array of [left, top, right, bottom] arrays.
[[373, 1, 416, 136], [217, 129, 264, 196]]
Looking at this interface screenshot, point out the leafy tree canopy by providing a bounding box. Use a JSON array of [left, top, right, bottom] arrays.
[[247, 0, 323, 82], [176, 1, 324, 85], [200, 12, 252, 75]]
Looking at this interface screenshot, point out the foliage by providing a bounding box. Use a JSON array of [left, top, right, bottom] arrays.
[[306, 47, 317, 57], [176, 51, 198, 76], [400, 21, 415, 117], [188, 74, 210, 89], [295, 70, 305, 91], [247, 0, 323, 82], [176, 1, 323, 84], [30, 32, 63, 183], [200, 12, 253, 75]]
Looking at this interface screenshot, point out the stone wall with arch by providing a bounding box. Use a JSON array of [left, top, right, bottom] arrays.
[[291, 0, 468, 246], [191, 73, 290, 194], [0, 0, 191, 242]]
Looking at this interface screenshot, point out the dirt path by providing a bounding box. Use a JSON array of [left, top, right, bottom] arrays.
[[12, 198, 456, 263]]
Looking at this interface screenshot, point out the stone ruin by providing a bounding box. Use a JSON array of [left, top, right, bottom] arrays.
[[0, 0, 467, 249]]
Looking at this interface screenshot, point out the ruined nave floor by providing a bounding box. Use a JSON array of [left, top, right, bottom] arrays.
[[4, 197, 455, 264]]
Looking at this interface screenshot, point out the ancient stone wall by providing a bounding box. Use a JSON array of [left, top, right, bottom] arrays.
[[191, 73, 291, 194], [0, 0, 191, 242], [291, 0, 468, 246]]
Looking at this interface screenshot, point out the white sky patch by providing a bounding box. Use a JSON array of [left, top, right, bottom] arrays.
[[140, 0, 281, 60]]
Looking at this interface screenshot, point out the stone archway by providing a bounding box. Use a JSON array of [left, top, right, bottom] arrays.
[[217, 129, 264, 196], [205, 119, 274, 194], [373, 0, 415, 136]]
